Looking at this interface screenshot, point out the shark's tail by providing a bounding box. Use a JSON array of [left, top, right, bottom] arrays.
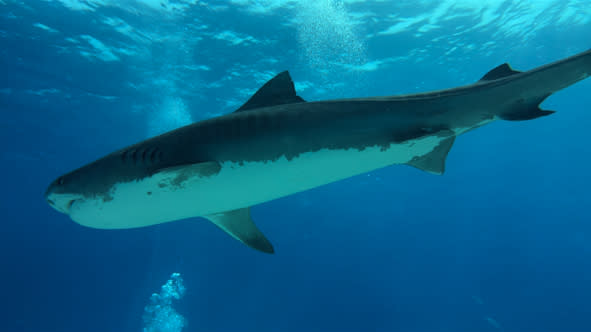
[[478, 49, 591, 121]]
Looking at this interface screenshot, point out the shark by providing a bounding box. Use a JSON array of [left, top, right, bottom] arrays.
[[46, 49, 591, 253]]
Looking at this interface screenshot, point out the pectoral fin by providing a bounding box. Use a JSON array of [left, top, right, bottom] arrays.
[[205, 208, 274, 254]]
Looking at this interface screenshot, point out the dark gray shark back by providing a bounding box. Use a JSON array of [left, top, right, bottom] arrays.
[[48, 49, 591, 199], [199, 48, 591, 162]]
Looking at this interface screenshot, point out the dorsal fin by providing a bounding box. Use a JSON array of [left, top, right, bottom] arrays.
[[236, 71, 305, 112], [479, 63, 522, 81]]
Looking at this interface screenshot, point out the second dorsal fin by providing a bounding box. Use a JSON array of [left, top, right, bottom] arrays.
[[236, 71, 305, 112], [479, 63, 522, 81]]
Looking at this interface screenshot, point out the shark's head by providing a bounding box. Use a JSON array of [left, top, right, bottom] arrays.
[[45, 145, 160, 218], [45, 160, 156, 229], [44, 148, 218, 229], [44, 152, 136, 219], [45, 170, 89, 216]]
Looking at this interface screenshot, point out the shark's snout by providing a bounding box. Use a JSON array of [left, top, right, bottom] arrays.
[[45, 177, 82, 215], [45, 183, 56, 205]]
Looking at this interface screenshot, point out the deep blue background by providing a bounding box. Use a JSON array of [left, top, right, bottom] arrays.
[[1, 1, 590, 332]]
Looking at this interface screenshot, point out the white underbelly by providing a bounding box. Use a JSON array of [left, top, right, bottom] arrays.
[[70, 134, 445, 229]]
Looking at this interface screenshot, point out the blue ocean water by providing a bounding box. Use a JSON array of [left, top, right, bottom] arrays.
[[1, 1, 591, 332]]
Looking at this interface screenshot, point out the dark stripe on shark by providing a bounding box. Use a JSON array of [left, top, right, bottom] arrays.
[[120, 146, 162, 165]]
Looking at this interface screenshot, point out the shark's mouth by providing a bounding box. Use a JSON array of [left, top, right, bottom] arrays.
[[46, 193, 84, 215], [67, 199, 78, 212]]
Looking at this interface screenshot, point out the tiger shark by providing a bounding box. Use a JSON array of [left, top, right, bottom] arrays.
[[46, 49, 591, 253]]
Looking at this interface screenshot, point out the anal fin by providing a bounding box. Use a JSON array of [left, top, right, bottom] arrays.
[[205, 208, 274, 254], [407, 136, 456, 175]]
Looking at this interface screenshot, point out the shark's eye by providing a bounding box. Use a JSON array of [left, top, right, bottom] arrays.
[[57, 177, 65, 185]]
